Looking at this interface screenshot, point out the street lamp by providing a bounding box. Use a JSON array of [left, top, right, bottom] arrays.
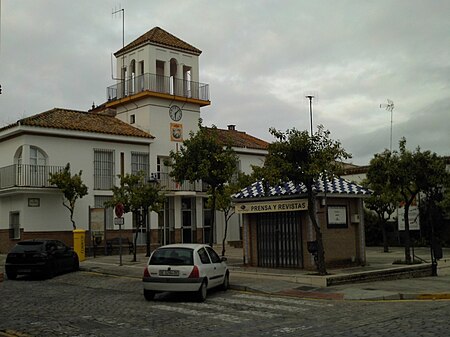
[[305, 95, 314, 136]]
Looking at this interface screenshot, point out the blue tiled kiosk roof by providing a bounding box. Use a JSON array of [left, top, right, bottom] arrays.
[[233, 176, 371, 199]]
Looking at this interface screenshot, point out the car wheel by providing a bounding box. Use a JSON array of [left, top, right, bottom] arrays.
[[6, 271, 17, 280], [144, 290, 155, 301], [221, 272, 229, 291], [196, 280, 207, 302]]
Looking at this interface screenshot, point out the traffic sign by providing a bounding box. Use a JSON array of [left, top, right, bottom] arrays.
[[115, 203, 124, 218], [114, 217, 124, 226]]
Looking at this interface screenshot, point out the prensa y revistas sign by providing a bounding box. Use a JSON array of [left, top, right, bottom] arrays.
[[236, 199, 308, 214]]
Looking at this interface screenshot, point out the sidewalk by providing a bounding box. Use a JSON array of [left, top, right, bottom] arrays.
[[2, 246, 450, 301], [76, 245, 450, 301]]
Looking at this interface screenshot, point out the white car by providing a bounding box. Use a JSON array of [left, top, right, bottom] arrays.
[[142, 244, 229, 302]]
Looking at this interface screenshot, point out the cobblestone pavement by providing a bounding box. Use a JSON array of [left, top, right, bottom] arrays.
[[1, 271, 450, 337]]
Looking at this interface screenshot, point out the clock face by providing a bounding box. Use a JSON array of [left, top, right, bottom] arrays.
[[169, 105, 182, 121]]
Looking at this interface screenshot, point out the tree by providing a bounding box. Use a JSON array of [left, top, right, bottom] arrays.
[[364, 150, 401, 252], [213, 172, 253, 256], [49, 163, 88, 230], [106, 172, 165, 261], [255, 125, 350, 275], [169, 121, 238, 246], [389, 138, 448, 264]]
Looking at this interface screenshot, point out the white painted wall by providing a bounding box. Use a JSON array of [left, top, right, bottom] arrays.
[[0, 130, 151, 232]]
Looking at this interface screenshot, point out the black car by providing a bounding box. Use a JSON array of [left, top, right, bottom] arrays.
[[5, 239, 79, 280]]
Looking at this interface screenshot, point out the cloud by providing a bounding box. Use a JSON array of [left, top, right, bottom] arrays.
[[1, 0, 449, 165]]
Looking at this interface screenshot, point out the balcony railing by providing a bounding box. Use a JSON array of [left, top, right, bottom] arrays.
[[151, 172, 208, 192], [107, 73, 210, 102], [0, 164, 65, 190]]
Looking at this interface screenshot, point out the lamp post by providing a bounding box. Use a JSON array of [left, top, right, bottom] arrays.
[[306, 95, 314, 136]]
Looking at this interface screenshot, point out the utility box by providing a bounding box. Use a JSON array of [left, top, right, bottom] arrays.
[[73, 229, 86, 262]]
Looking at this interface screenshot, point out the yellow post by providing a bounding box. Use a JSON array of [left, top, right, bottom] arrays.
[[73, 229, 86, 262]]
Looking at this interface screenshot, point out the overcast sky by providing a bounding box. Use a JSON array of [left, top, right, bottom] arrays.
[[1, 1, 449, 165]]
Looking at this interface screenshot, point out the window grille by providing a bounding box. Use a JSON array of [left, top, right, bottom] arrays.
[[94, 149, 115, 190], [131, 152, 149, 177]]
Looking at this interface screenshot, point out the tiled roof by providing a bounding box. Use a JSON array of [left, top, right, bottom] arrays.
[[207, 127, 269, 151], [234, 176, 371, 199], [115, 27, 202, 56], [4, 108, 153, 139]]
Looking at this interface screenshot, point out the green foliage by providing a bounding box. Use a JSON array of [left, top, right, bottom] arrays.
[[105, 171, 165, 215], [48, 163, 88, 230], [169, 122, 238, 189], [257, 125, 350, 186], [364, 150, 402, 252], [371, 138, 449, 263]]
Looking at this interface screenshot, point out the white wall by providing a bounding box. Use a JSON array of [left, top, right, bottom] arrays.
[[0, 132, 151, 232]]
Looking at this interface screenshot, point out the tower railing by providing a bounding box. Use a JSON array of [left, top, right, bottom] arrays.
[[107, 73, 209, 102]]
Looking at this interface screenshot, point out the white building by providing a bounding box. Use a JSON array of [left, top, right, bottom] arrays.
[[0, 27, 268, 253]]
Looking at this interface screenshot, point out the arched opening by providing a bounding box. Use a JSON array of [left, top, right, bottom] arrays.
[[170, 58, 178, 96], [129, 59, 136, 95]]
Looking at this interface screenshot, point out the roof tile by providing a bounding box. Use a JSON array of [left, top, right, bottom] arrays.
[[8, 108, 153, 139], [115, 27, 201, 56], [207, 127, 269, 151]]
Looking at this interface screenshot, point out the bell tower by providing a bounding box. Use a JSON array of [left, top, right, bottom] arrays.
[[106, 27, 210, 145]]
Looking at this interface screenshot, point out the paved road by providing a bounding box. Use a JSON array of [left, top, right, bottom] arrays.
[[1, 271, 450, 337]]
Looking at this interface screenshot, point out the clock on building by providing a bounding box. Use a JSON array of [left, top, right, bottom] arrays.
[[169, 105, 182, 121]]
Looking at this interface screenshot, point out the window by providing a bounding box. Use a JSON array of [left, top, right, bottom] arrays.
[[130, 114, 136, 124], [30, 146, 46, 166], [9, 212, 20, 240], [131, 152, 149, 176], [206, 247, 221, 263], [94, 149, 114, 190], [198, 248, 211, 264]]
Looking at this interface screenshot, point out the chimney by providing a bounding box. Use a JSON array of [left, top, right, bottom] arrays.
[[227, 124, 236, 131]]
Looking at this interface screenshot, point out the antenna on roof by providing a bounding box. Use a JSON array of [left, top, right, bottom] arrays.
[[111, 6, 125, 81], [380, 99, 394, 151]]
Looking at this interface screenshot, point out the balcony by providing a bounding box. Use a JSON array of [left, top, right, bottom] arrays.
[[151, 172, 208, 193], [106, 73, 210, 106], [0, 164, 65, 190]]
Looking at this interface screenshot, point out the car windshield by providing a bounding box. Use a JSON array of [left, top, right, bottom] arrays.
[[11, 241, 45, 253], [150, 248, 194, 266]]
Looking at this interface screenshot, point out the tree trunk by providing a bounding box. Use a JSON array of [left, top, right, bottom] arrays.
[[403, 202, 412, 264], [307, 188, 327, 275], [132, 211, 139, 262], [380, 216, 389, 253], [221, 213, 229, 257], [209, 190, 216, 247]]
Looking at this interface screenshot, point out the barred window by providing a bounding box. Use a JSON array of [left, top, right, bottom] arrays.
[[131, 152, 149, 177], [94, 149, 115, 190]]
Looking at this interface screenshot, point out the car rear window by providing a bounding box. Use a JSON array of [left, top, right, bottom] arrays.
[[11, 241, 45, 253], [150, 248, 194, 266]]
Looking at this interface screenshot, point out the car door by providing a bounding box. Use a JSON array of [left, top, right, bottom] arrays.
[[205, 247, 225, 287], [197, 247, 214, 287], [54, 240, 73, 272]]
